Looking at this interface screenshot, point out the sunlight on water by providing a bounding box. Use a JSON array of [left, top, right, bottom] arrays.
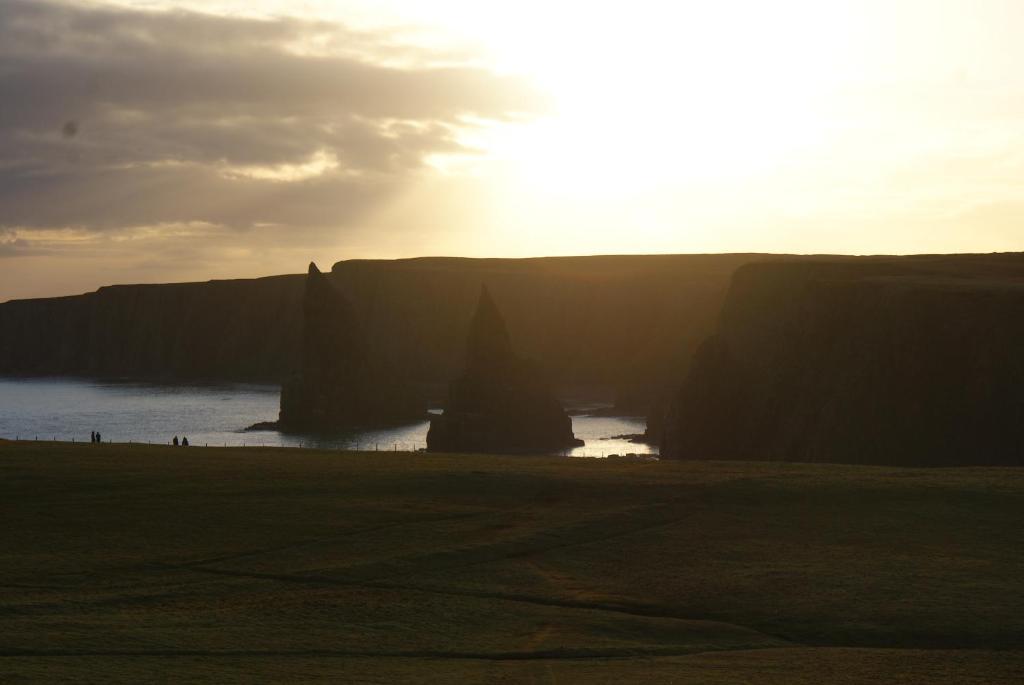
[[0, 378, 655, 456]]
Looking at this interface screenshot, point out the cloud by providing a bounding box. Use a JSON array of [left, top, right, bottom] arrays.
[[0, 228, 29, 257], [0, 0, 544, 242]]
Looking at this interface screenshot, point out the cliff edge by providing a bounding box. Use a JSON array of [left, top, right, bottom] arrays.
[[661, 256, 1024, 466]]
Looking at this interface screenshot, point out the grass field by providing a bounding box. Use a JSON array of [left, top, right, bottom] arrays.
[[2, 440, 1023, 683]]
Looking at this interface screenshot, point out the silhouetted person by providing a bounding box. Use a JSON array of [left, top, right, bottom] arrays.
[[95, 432, 101, 443], [90, 431, 96, 443], [182, 437, 189, 447], [173, 436, 179, 446]]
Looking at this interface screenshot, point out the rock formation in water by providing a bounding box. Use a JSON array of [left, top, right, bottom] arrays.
[[427, 286, 583, 453], [660, 258, 1024, 466], [0, 254, 767, 402], [277, 263, 423, 430], [7, 252, 1024, 421]]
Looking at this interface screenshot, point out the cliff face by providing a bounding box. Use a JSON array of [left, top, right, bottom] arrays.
[[427, 287, 581, 453], [0, 255, 761, 400], [327, 254, 773, 405], [661, 255, 1024, 466], [0, 275, 304, 381], [278, 264, 422, 430]]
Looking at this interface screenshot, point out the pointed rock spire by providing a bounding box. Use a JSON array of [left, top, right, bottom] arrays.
[[466, 285, 513, 372], [278, 261, 423, 430], [301, 261, 362, 380], [426, 285, 582, 454]]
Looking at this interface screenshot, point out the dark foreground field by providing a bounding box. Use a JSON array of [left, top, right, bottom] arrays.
[[1, 441, 1023, 683]]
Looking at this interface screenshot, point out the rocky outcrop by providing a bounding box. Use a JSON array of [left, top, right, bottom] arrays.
[[0, 275, 304, 381], [660, 256, 1024, 466], [6, 251, 1024, 447], [1, 254, 765, 405], [427, 286, 583, 453], [277, 263, 423, 430]]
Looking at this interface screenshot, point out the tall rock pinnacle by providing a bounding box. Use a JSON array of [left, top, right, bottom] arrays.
[[465, 285, 514, 373], [300, 261, 364, 386], [426, 285, 582, 454], [278, 262, 422, 430]]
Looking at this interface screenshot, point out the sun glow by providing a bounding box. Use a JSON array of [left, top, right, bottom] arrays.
[[33, 0, 1024, 274], [350, 0, 878, 256], [339, 2, 863, 199]]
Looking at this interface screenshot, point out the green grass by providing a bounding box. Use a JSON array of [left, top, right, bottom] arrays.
[[2, 440, 1023, 682]]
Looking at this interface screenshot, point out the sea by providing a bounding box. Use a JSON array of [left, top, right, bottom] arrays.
[[0, 377, 655, 457]]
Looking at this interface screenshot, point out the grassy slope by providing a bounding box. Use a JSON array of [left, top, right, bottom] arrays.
[[1, 441, 1023, 683]]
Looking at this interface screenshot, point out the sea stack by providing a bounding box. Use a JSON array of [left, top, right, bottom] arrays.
[[278, 262, 422, 430], [427, 286, 583, 453]]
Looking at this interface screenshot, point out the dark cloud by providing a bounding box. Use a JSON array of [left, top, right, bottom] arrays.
[[0, 0, 544, 237]]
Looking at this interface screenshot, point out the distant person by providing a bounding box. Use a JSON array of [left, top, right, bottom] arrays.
[[173, 436, 179, 446], [95, 432, 101, 443], [90, 431, 96, 443], [182, 437, 189, 447]]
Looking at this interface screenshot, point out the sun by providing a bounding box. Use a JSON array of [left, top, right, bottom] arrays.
[[181, 0, 861, 200], [390, 1, 860, 200]]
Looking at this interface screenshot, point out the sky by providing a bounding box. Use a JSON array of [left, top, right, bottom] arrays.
[[2, 0, 1023, 300]]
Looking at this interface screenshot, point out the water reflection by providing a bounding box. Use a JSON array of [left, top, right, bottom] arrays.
[[0, 377, 655, 457]]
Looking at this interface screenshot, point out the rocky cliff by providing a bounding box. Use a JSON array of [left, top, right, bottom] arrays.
[[660, 254, 1024, 466], [0, 275, 304, 381], [427, 286, 581, 453], [326, 254, 786, 407], [278, 264, 423, 430], [1, 255, 767, 404]]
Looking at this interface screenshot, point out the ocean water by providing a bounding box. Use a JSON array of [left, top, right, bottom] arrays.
[[0, 377, 655, 457]]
